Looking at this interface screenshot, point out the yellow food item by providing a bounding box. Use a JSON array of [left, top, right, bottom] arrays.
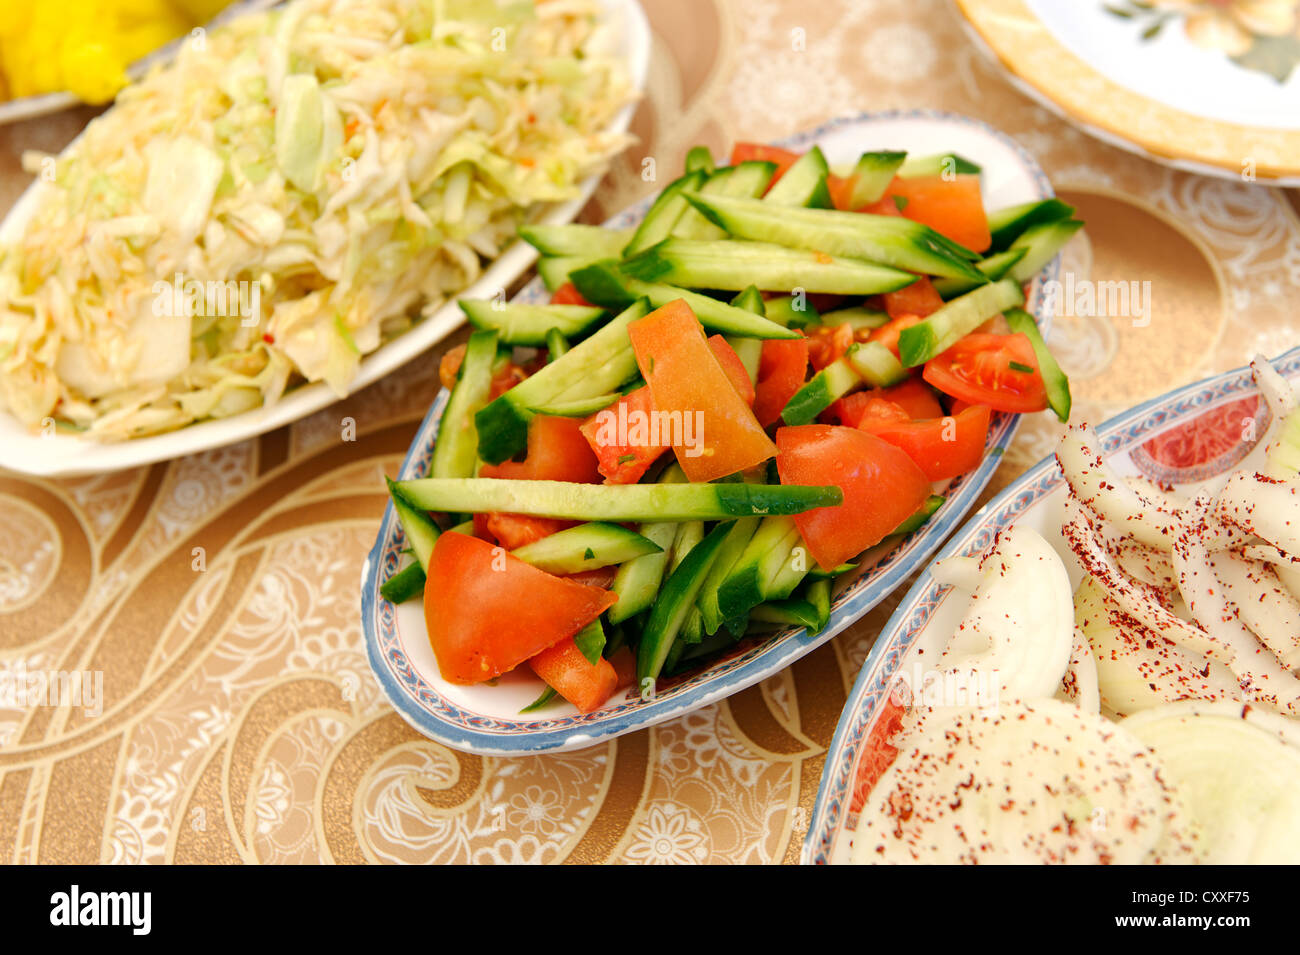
[[0, 0, 215, 104]]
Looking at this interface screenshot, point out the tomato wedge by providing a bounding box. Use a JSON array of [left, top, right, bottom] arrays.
[[425, 532, 617, 684], [754, 334, 809, 428], [884, 174, 992, 254], [868, 314, 924, 361], [528, 637, 618, 713], [922, 332, 1049, 414], [882, 275, 944, 319], [628, 299, 776, 482], [775, 425, 931, 570], [864, 403, 992, 481], [806, 323, 854, 372], [730, 142, 802, 185], [708, 335, 756, 406], [550, 281, 595, 307]]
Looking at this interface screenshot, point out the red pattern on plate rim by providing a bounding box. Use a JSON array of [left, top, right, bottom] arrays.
[[1131, 395, 1266, 485]]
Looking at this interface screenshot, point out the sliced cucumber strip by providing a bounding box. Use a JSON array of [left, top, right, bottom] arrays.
[[1005, 307, 1071, 422], [764, 145, 832, 208], [569, 261, 799, 340], [894, 493, 944, 536], [932, 247, 1027, 300], [726, 285, 766, 384], [529, 394, 618, 417], [544, 326, 570, 360], [763, 293, 820, 329], [386, 476, 441, 568], [847, 339, 907, 387], [431, 329, 498, 479], [816, 306, 889, 332], [537, 254, 605, 291], [511, 522, 663, 574], [846, 150, 907, 208], [518, 223, 633, 258], [673, 160, 776, 240], [684, 145, 715, 174], [623, 169, 709, 257], [520, 685, 559, 713], [697, 515, 762, 635], [781, 353, 862, 425], [681, 192, 985, 282], [458, 301, 604, 345], [897, 279, 1024, 368], [1008, 218, 1084, 283], [805, 578, 831, 633], [670, 520, 705, 574], [716, 515, 801, 620], [393, 479, 842, 521], [749, 598, 820, 629], [573, 619, 606, 665], [987, 198, 1075, 252], [475, 299, 648, 464], [638, 523, 732, 684], [380, 562, 426, 604], [897, 152, 981, 178], [623, 238, 915, 295], [609, 520, 679, 624]]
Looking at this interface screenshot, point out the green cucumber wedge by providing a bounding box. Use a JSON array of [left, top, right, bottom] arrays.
[[545, 326, 570, 360], [816, 306, 890, 332], [897, 279, 1024, 368], [380, 562, 427, 605], [672, 160, 777, 240], [845, 150, 907, 208], [379, 476, 443, 604], [475, 299, 648, 464], [458, 301, 604, 345], [847, 340, 907, 388], [716, 516, 802, 620], [681, 192, 985, 282], [781, 352, 863, 425], [623, 169, 709, 257], [932, 247, 1027, 300], [431, 329, 498, 479], [569, 261, 799, 339], [763, 293, 820, 329], [1008, 218, 1084, 283], [392, 479, 842, 521], [749, 598, 820, 630], [684, 145, 715, 174], [726, 285, 766, 384], [608, 519, 679, 625], [528, 393, 619, 417], [987, 198, 1076, 252], [1005, 307, 1071, 422], [696, 515, 762, 635], [764, 146, 832, 208], [511, 522, 663, 574], [622, 238, 915, 295], [638, 523, 733, 685], [537, 254, 606, 291], [897, 152, 981, 179], [518, 223, 633, 258]]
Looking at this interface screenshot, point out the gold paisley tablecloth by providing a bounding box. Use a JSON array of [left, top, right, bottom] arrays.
[[2, 0, 1299, 865]]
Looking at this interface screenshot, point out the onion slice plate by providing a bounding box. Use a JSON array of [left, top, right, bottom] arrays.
[[806, 343, 1300, 864]]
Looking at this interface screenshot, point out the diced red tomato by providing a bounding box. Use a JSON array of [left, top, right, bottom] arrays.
[[486, 513, 573, 550], [831, 393, 909, 430], [565, 566, 618, 590], [424, 532, 617, 684], [550, 281, 595, 307], [608, 646, 638, 690], [707, 335, 756, 406], [628, 299, 777, 482], [528, 637, 619, 713], [581, 386, 668, 485], [827, 173, 856, 211], [730, 142, 802, 185], [878, 377, 945, 420], [882, 276, 944, 319], [859, 195, 904, 217], [472, 512, 494, 541], [806, 323, 854, 372], [923, 332, 1049, 414], [775, 425, 931, 570], [489, 360, 528, 399], [754, 334, 809, 429], [883, 174, 992, 254], [867, 314, 924, 361], [863, 403, 993, 481]]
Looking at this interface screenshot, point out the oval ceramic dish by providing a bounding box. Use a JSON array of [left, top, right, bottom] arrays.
[[362, 109, 1065, 755], [805, 343, 1300, 864], [0, 0, 649, 477]]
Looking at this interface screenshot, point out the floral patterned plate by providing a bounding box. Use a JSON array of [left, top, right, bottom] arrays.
[[805, 343, 1300, 864], [362, 109, 1062, 755], [955, 0, 1300, 184]]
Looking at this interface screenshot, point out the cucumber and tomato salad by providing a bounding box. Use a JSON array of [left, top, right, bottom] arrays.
[[380, 137, 1079, 718]]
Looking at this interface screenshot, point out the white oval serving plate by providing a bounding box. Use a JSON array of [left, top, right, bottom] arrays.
[[0, 0, 649, 477], [362, 108, 1064, 755], [805, 343, 1300, 864]]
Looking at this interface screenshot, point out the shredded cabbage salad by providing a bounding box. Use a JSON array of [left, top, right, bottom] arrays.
[[0, 0, 635, 440]]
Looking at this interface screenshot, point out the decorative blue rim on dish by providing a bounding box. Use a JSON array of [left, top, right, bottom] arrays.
[[804, 343, 1300, 864], [362, 108, 1061, 755]]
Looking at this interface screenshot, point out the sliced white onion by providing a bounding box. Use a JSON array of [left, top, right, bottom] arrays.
[[937, 524, 1074, 702], [1093, 515, 1177, 591], [1251, 353, 1298, 422], [1055, 624, 1101, 714], [1242, 542, 1300, 603], [1208, 552, 1300, 672], [928, 554, 983, 593], [1074, 574, 1240, 717], [851, 698, 1200, 864], [1056, 424, 1182, 550], [1216, 470, 1300, 557], [1122, 700, 1300, 863], [1062, 498, 1228, 664]]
